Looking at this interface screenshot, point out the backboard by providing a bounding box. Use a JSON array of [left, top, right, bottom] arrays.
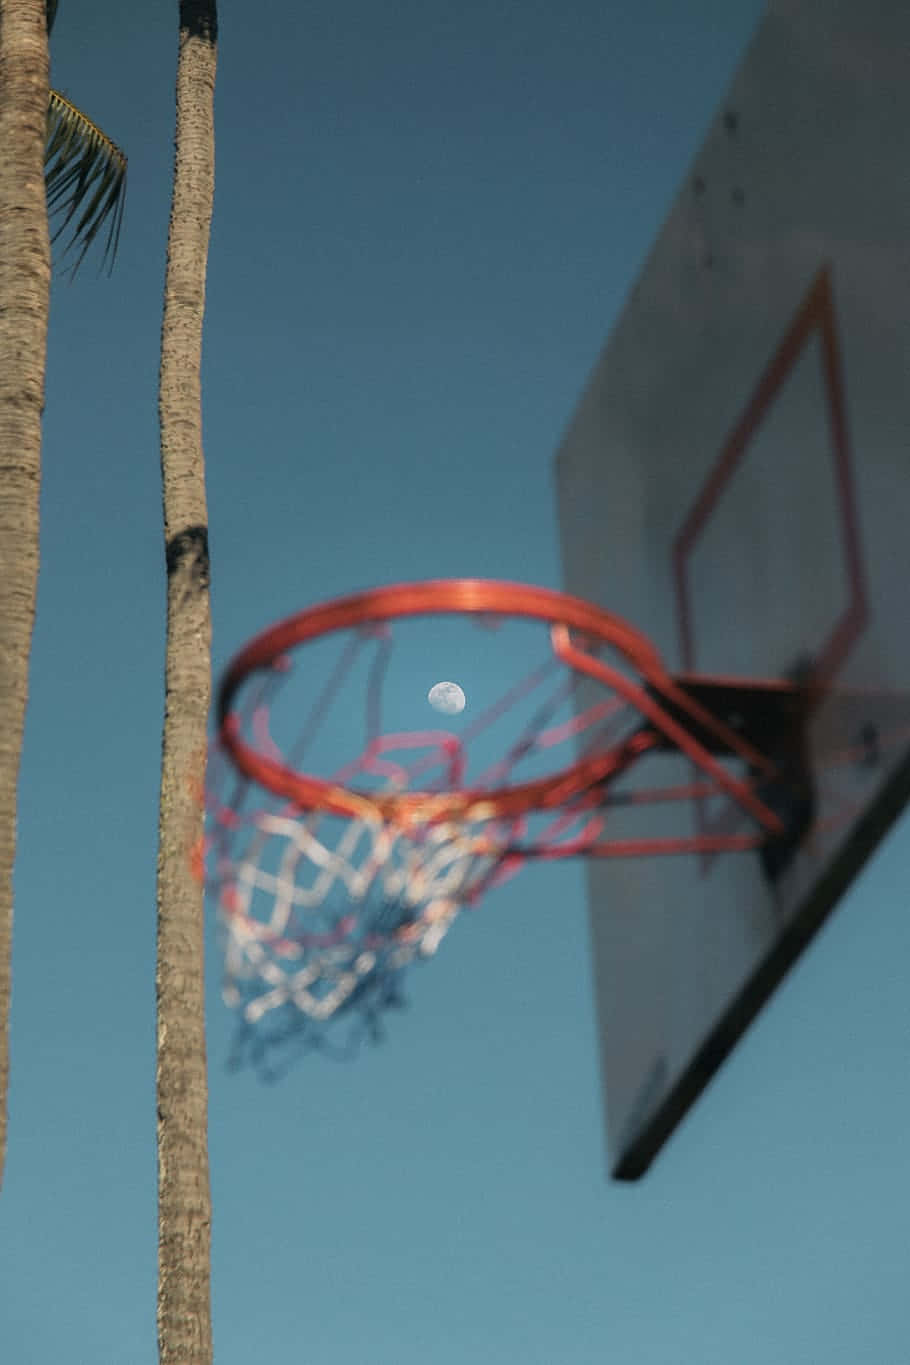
[[554, 0, 910, 1179]]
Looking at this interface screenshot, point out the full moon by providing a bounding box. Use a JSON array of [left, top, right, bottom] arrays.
[[427, 680, 466, 715]]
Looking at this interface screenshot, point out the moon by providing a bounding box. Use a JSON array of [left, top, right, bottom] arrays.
[[428, 680, 466, 715]]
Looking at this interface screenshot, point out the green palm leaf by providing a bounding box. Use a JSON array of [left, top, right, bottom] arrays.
[[45, 89, 127, 278]]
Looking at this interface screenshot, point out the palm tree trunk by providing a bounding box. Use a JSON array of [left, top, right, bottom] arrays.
[[0, 0, 51, 1195], [156, 3, 217, 1360]]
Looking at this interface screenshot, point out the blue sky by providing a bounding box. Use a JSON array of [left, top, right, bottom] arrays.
[[4, 1, 909, 1361]]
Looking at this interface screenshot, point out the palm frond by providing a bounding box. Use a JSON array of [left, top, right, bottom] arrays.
[[45, 89, 127, 279]]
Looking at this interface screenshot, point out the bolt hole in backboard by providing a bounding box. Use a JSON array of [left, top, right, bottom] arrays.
[[555, 0, 910, 1178]]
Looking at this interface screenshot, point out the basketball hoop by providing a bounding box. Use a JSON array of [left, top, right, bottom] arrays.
[[199, 579, 821, 1056]]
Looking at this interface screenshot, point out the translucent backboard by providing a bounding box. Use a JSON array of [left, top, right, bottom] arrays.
[[554, 0, 910, 1178]]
